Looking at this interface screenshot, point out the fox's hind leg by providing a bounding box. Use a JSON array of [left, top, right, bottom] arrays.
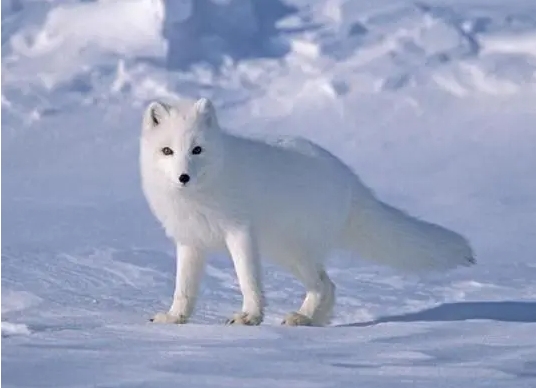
[[280, 251, 336, 327], [313, 269, 336, 325]]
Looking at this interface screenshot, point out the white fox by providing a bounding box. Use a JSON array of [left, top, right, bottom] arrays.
[[140, 98, 475, 326]]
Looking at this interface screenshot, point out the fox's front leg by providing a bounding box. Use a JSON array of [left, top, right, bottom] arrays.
[[151, 244, 205, 324], [225, 226, 264, 325]]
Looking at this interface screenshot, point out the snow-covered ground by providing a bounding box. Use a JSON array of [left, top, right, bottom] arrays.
[[2, 0, 536, 386]]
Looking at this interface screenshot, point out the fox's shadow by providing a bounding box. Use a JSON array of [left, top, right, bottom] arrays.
[[338, 301, 536, 327]]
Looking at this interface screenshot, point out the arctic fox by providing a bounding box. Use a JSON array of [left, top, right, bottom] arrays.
[[140, 98, 475, 326]]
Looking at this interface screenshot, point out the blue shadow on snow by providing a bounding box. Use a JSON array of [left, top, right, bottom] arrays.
[[339, 301, 536, 327], [162, 0, 299, 70]]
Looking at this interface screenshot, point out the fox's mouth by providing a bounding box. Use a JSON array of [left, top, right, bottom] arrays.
[[172, 180, 189, 189]]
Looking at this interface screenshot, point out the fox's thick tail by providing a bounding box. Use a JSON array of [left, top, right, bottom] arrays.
[[340, 183, 475, 271]]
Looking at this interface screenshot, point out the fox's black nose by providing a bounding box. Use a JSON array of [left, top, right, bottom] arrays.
[[178, 174, 190, 184]]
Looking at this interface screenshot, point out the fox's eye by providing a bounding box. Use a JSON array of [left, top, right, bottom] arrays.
[[192, 146, 203, 155], [161, 147, 174, 156]]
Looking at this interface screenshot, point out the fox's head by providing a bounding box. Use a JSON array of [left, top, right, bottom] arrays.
[[140, 98, 224, 189]]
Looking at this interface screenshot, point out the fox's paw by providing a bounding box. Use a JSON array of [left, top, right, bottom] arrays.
[[281, 312, 313, 327], [225, 312, 263, 326], [150, 312, 188, 324]]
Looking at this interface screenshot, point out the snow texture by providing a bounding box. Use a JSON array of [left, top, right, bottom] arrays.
[[2, 0, 536, 387]]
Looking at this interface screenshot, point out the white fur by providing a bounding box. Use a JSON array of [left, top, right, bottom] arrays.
[[140, 98, 475, 326]]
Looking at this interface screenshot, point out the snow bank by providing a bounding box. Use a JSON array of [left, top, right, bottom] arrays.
[[11, 0, 165, 58]]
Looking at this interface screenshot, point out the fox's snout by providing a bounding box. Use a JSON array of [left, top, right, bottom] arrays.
[[178, 173, 191, 185]]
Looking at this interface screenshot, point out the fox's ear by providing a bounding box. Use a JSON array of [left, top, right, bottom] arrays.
[[143, 101, 170, 130], [194, 98, 217, 128]]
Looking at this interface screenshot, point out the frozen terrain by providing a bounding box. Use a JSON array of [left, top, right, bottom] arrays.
[[2, 0, 536, 386]]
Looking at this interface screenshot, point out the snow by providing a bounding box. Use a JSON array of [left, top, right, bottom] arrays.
[[1, 322, 31, 337], [2, 0, 536, 387]]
